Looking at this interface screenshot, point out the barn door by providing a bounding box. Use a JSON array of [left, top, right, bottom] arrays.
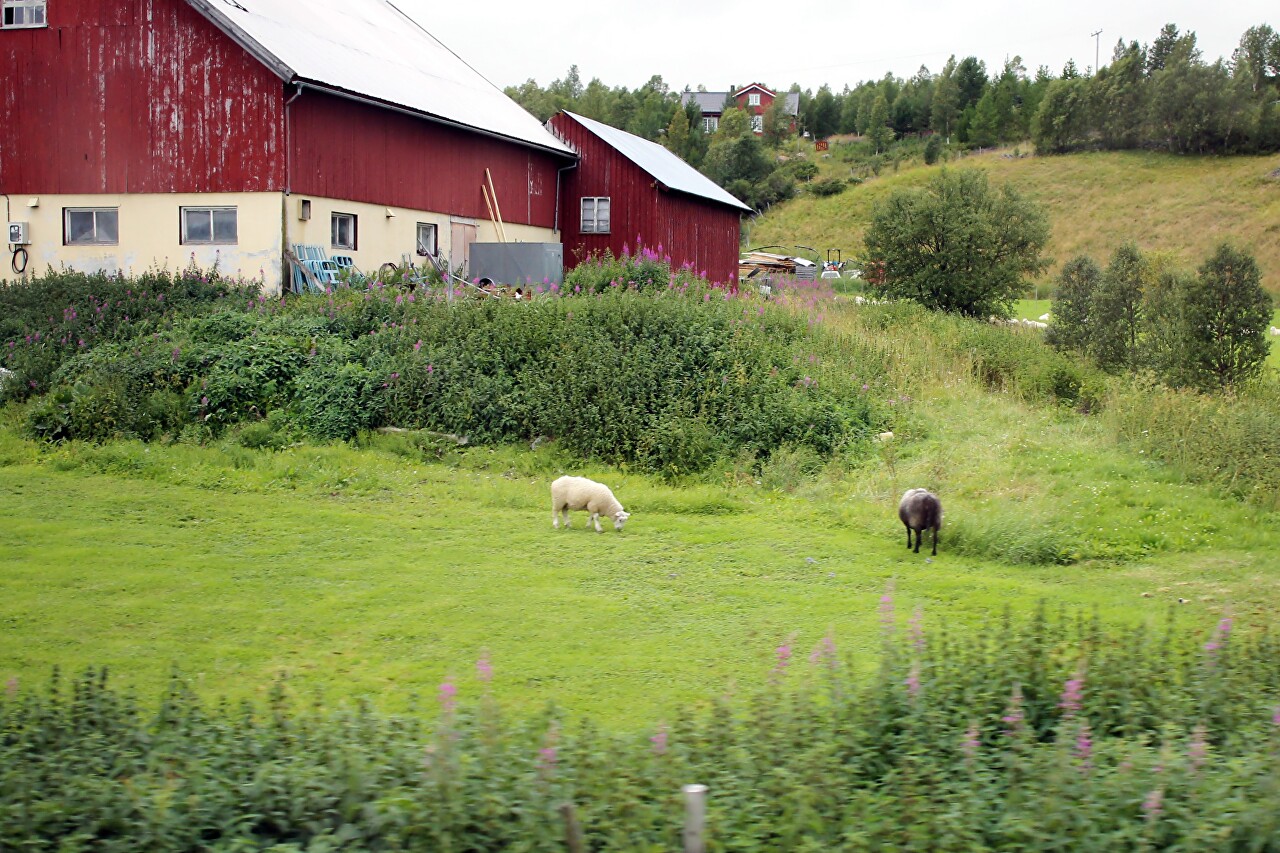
[[450, 220, 477, 277]]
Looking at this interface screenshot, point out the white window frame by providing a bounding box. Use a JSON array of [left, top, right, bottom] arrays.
[[332, 212, 357, 250], [415, 222, 438, 257], [180, 206, 238, 245], [751, 114, 764, 133], [2, 0, 46, 29], [580, 197, 611, 234], [702, 116, 718, 133], [64, 208, 119, 246], [747, 92, 761, 107]]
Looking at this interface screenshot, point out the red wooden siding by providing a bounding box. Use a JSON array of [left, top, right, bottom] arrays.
[[0, 0, 286, 195], [289, 92, 565, 228], [549, 113, 742, 286]]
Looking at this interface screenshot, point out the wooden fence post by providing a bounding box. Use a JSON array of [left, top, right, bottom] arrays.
[[682, 783, 707, 853], [559, 801, 585, 853]]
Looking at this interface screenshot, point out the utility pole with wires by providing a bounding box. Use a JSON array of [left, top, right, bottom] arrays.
[[1091, 29, 1103, 75]]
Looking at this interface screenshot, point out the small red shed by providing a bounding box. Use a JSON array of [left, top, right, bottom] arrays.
[[548, 111, 751, 287]]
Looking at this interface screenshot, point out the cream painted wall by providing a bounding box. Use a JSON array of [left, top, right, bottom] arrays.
[[285, 195, 559, 279], [5, 193, 285, 292], [3, 192, 563, 295]]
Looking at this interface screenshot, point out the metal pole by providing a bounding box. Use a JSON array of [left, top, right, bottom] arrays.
[[683, 784, 707, 853], [1091, 30, 1103, 74]]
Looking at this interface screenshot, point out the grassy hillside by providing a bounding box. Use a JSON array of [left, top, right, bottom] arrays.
[[749, 149, 1280, 294]]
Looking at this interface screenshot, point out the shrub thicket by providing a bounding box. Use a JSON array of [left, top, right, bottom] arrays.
[[0, 268, 254, 403], [4, 606, 1280, 850], [18, 265, 892, 477]]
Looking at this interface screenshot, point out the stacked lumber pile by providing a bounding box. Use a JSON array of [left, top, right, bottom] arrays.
[[738, 252, 818, 281]]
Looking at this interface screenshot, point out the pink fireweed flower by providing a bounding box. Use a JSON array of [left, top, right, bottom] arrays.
[[1074, 722, 1093, 768], [772, 641, 793, 679], [909, 606, 925, 652], [413, 339, 422, 352], [1059, 669, 1085, 717], [651, 724, 668, 755], [1002, 684, 1025, 737], [879, 583, 895, 632], [438, 678, 457, 714], [1204, 616, 1233, 656], [426, 364, 434, 375], [1142, 788, 1164, 821], [809, 630, 837, 666], [1188, 723, 1208, 771], [962, 722, 980, 762], [1272, 705, 1280, 727], [476, 651, 493, 683], [539, 746, 557, 767], [905, 662, 921, 698]]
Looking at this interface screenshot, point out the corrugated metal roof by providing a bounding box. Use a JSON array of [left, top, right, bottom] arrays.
[[185, 0, 573, 156], [559, 111, 751, 213], [681, 91, 729, 115]]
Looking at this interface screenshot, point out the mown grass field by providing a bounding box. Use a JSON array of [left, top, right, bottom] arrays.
[[749, 149, 1280, 293], [3, 298, 1277, 731]]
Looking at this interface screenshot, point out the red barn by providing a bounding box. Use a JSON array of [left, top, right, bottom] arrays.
[[0, 0, 575, 293], [548, 111, 751, 286]]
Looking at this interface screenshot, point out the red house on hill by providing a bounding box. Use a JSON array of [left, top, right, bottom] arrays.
[[548, 111, 751, 286], [680, 84, 800, 135], [1, 0, 748, 294]]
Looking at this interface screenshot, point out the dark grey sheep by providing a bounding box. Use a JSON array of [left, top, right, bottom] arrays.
[[898, 488, 942, 555]]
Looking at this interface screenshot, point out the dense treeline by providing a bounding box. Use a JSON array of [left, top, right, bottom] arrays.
[[505, 23, 1280, 193]]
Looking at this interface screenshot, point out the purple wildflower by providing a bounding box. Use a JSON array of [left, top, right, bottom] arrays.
[[962, 722, 980, 762], [1204, 616, 1233, 657], [1188, 723, 1208, 771], [476, 651, 493, 683], [905, 662, 921, 699], [1142, 788, 1164, 821], [438, 678, 457, 714], [879, 583, 895, 632], [1059, 669, 1085, 717], [651, 724, 668, 755], [808, 630, 837, 666], [1074, 722, 1093, 768], [1002, 683, 1025, 738]]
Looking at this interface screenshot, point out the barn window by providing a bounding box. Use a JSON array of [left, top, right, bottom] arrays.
[[747, 92, 761, 107], [580, 197, 610, 234], [2, 0, 46, 28], [415, 222, 438, 256], [180, 207, 238, 245], [64, 208, 119, 246], [332, 212, 357, 250]]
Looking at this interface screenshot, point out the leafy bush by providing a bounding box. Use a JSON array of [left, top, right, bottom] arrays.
[[0, 267, 253, 400], [809, 176, 847, 197], [4, 608, 1280, 850]]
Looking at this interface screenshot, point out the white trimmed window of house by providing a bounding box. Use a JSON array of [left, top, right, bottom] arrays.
[[751, 114, 764, 133], [416, 222, 438, 256], [64, 208, 119, 246], [580, 197, 610, 234], [180, 206, 238, 245], [747, 92, 761, 107], [332, 212, 357, 250], [2, 0, 47, 28], [703, 116, 718, 133]]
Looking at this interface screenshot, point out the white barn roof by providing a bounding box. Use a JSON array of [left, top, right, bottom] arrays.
[[186, 0, 573, 156], [559, 112, 752, 213]]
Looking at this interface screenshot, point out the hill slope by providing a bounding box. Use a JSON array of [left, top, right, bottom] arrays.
[[747, 150, 1280, 293]]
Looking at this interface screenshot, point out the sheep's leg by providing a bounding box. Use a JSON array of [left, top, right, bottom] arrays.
[[931, 526, 938, 556], [552, 504, 560, 529], [905, 524, 913, 550], [591, 512, 603, 533], [913, 528, 921, 553]]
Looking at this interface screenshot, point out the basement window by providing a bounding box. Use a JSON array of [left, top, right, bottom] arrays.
[[332, 212, 357, 250], [2, 1, 47, 28], [64, 208, 119, 245], [415, 222, 438, 256], [181, 206, 238, 245], [580, 197, 610, 234]]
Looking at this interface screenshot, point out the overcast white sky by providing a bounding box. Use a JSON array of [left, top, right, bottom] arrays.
[[397, 0, 1274, 94]]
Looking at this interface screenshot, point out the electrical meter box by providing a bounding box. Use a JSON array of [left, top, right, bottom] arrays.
[[8, 222, 30, 245]]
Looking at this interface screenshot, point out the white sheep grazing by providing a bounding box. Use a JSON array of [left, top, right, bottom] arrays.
[[551, 475, 630, 533], [1270, 326, 1280, 336]]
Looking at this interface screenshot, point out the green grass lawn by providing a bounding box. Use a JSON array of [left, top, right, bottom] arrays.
[[3, 376, 1276, 730]]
